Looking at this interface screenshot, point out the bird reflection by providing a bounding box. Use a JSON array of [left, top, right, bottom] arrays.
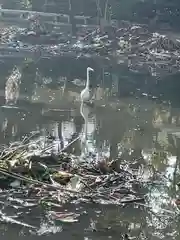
[[80, 102, 97, 160]]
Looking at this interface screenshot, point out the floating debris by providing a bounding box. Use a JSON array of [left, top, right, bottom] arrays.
[[0, 133, 144, 207], [1, 21, 180, 78]]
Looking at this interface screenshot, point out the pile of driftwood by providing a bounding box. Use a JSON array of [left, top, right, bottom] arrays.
[[0, 133, 144, 229], [1, 20, 180, 78]]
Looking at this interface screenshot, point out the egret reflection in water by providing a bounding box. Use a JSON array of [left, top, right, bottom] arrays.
[[80, 102, 98, 161]]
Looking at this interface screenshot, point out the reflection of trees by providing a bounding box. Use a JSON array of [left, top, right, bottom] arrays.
[[0, 108, 42, 144], [19, 60, 37, 102], [92, 204, 163, 239], [90, 104, 180, 239], [97, 108, 131, 161]]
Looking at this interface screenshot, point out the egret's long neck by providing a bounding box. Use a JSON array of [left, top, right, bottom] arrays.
[[86, 69, 90, 89]]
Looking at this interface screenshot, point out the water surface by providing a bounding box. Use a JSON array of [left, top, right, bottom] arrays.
[[0, 64, 179, 239]]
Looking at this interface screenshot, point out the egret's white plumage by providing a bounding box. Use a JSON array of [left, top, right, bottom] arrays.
[[80, 67, 94, 103]]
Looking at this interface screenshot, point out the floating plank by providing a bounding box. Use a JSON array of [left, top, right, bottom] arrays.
[[0, 8, 92, 22], [1, 105, 20, 109], [1, 105, 27, 112], [0, 8, 69, 18]]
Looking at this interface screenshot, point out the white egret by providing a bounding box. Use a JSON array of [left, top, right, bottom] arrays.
[[80, 67, 94, 103]]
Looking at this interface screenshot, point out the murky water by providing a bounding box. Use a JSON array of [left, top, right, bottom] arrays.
[[0, 63, 180, 239], [1, 0, 180, 238]]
